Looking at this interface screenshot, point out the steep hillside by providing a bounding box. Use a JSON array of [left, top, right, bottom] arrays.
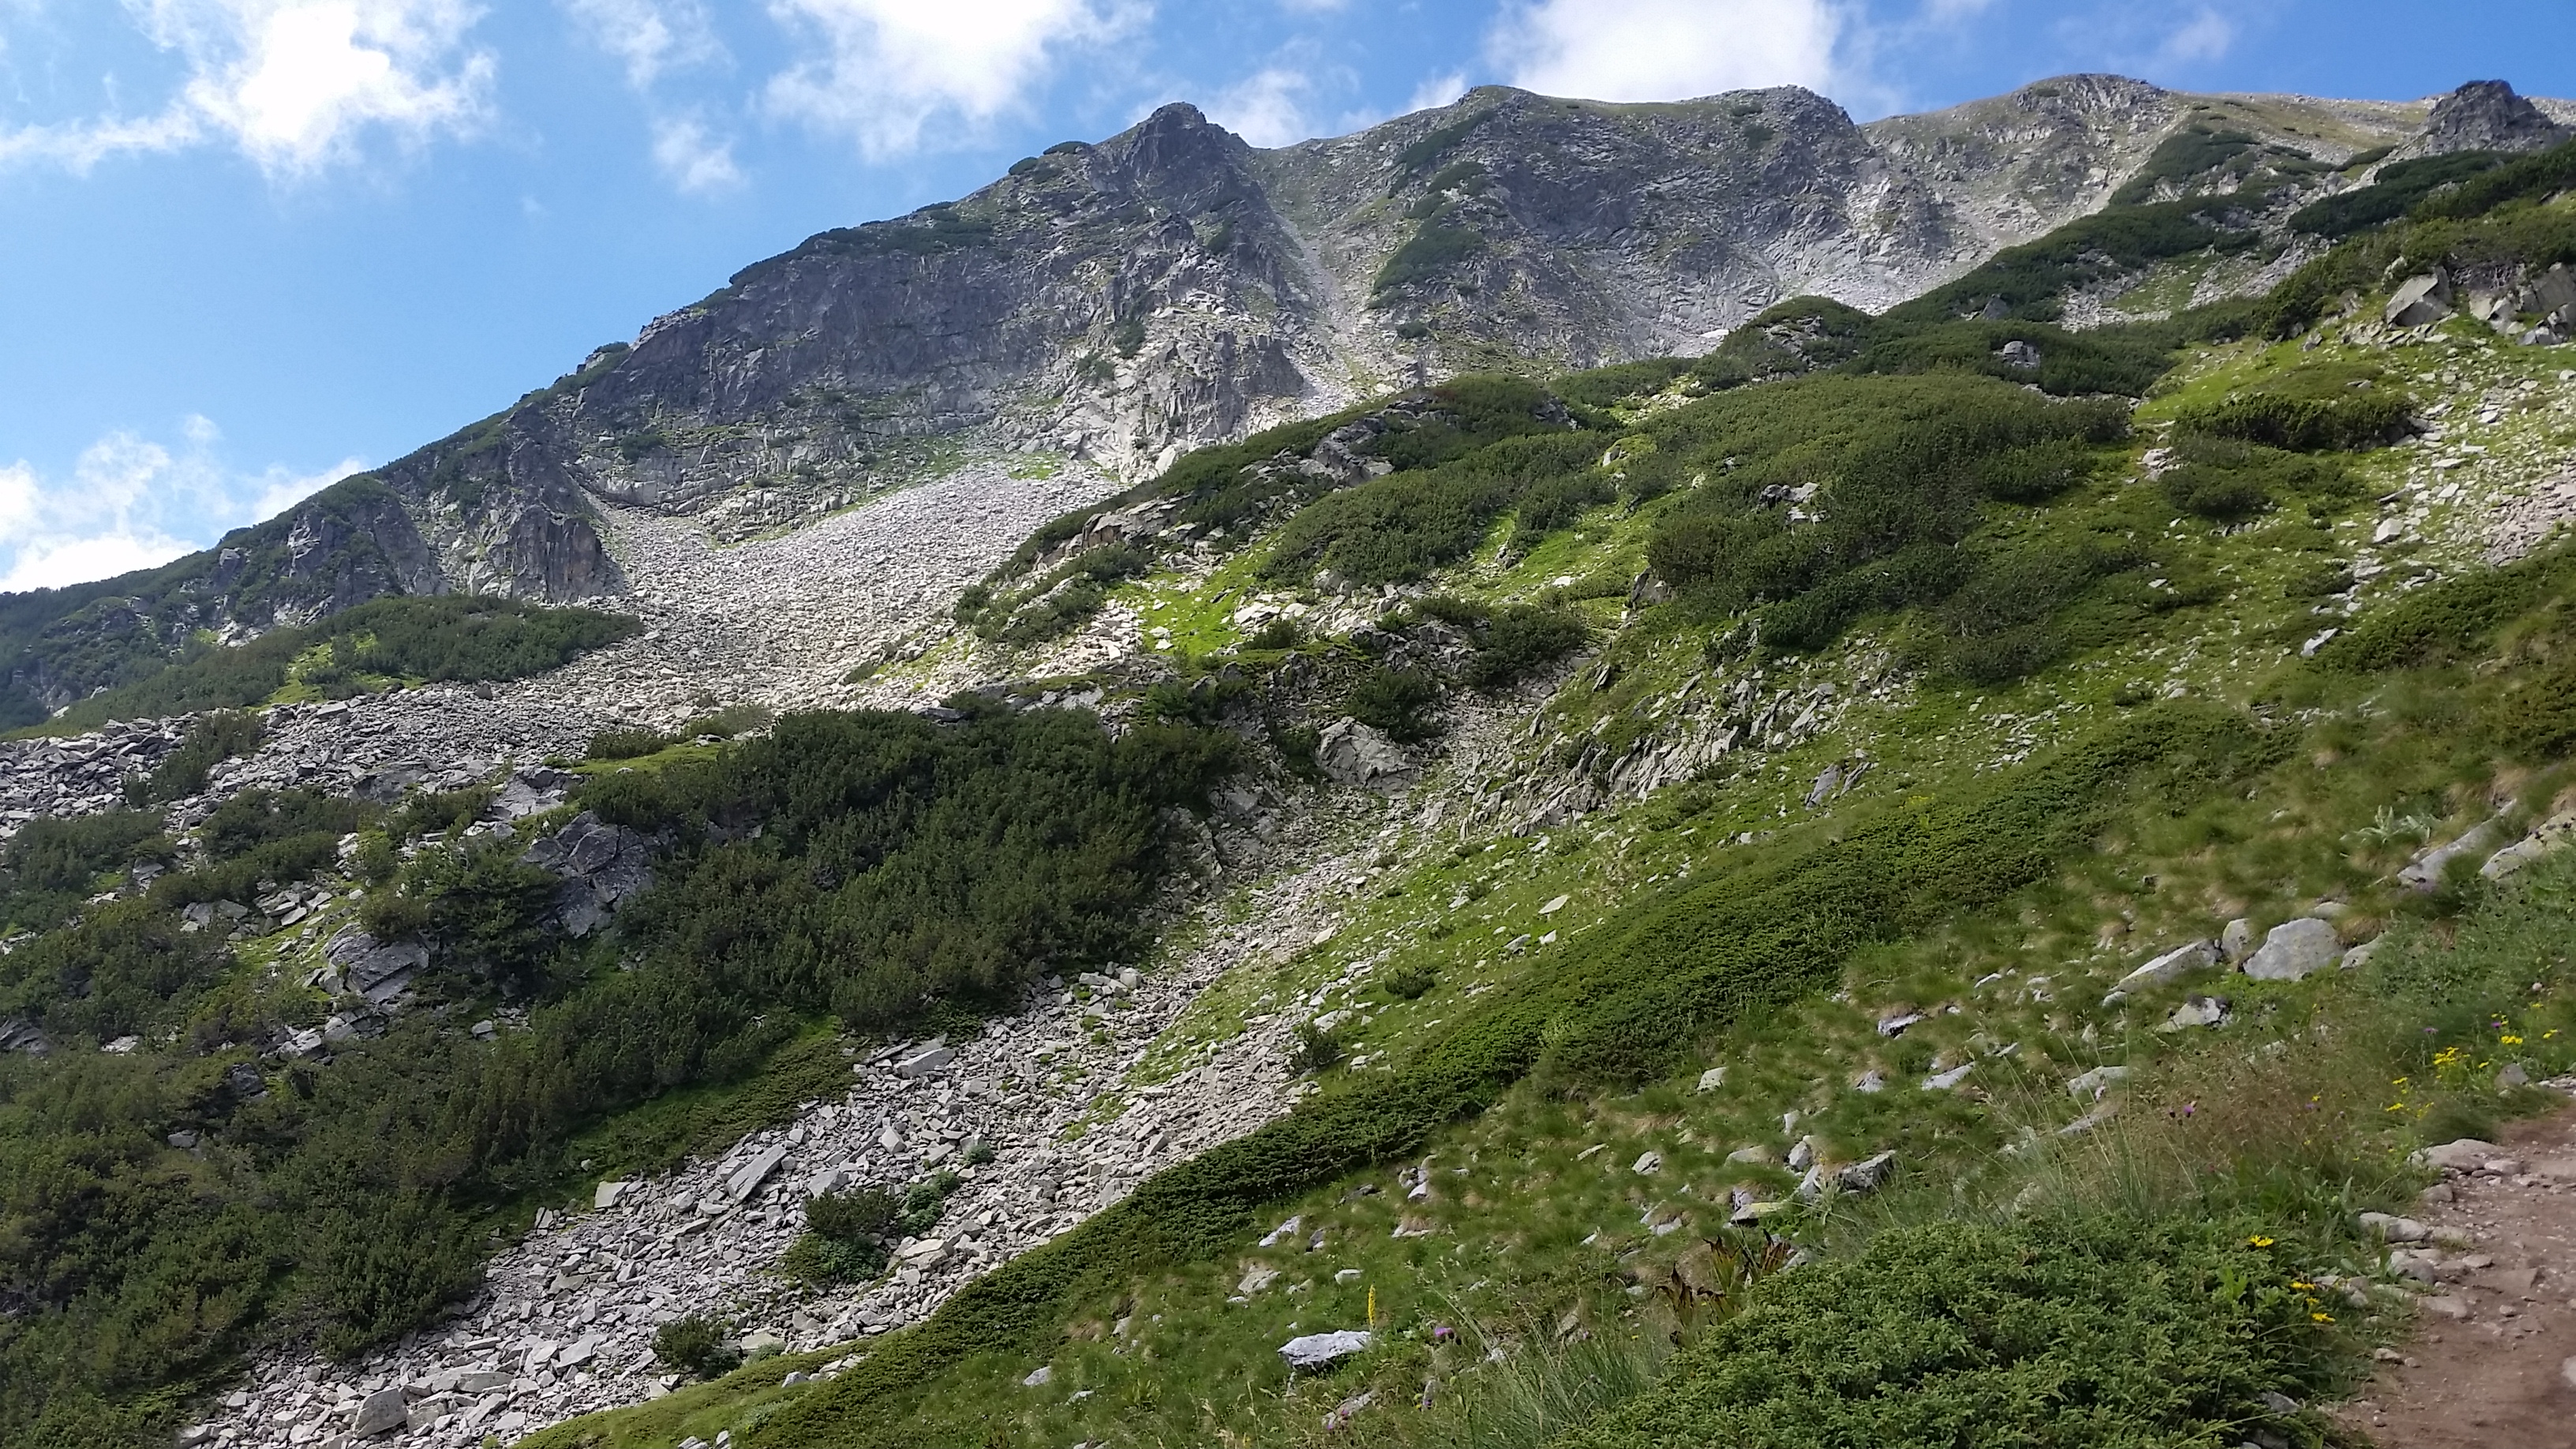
[[8, 75, 2576, 1449], [2, 75, 2514, 728]]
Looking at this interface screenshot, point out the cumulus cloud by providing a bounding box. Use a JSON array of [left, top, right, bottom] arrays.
[[763, 0, 1136, 158], [2042, 0, 2241, 80], [1489, 0, 1845, 103], [2155, 4, 2233, 66], [0, 419, 359, 594], [1208, 66, 1317, 148], [562, 0, 721, 89], [652, 113, 740, 189], [0, 0, 492, 175], [1406, 69, 1469, 115]]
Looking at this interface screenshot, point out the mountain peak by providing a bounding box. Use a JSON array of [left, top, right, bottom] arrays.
[[2398, 77, 2569, 159]]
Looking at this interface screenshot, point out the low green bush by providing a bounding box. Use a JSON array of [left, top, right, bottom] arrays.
[[2486, 659, 2576, 762], [1566, 1215, 2342, 1449], [1348, 668, 1444, 743], [148, 710, 264, 800], [1290, 1022, 1345, 1074], [654, 1315, 743, 1380], [586, 727, 674, 761], [1382, 964, 1437, 1000], [2173, 388, 2413, 452], [1466, 605, 1589, 688], [0, 810, 171, 934]]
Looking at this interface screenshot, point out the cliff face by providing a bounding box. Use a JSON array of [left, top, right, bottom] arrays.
[[5, 74, 2542, 714]]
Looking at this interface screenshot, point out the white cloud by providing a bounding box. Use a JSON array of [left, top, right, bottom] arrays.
[[1406, 69, 1468, 115], [1490, 0, 1845, 103], [762, 0, 1136, 158], [2041, 0, 2246, 81], [0, 420, 360, 594], [0, 0, 493, 175], [2155, 4, 2233, 66], [1208, 66, 1316, 148], [563, 0, 720, 89], [652, 113, 740, 189]]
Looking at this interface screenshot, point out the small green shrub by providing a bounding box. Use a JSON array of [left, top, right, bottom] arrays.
[[653, 1315, 743, 1380], [1567, 1215, 2343, 1449], [2173, 388, 2414, 452], [785, 1186, 905, 1286], [148, 710, 264, 800], [1382, 964, 1436, 1000], [586, 727, 674, 761], [1290, 1023, 1343, 1075], [1376, 220, 1488, 293], [2488, 661, 2576, 762], [0, 810, 172, 934], [1244, 617, 1301, 651], [1347, 668, 1443, 743], [1466, 605, 1588, 689]]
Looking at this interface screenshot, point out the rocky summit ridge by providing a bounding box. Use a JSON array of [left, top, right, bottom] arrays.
[[8, 76, 2563, 724]]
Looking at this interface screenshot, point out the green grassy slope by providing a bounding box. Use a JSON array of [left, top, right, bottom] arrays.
[[515, 139, 2576, 1449]]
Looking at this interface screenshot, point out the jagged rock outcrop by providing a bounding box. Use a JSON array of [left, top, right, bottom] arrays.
[[2393, 78, 2570, 161]]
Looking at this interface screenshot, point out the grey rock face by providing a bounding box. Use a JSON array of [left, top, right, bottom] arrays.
[[2114, 939, 2218, 994], [2394, 79, 2569, 160], [1279, 1329, 1372, 1371], [522, 811, 657, 936], [2387, 269, 2456, 328], [2400, 819, 2507, 892], [350, 1387, 407, 1438], [2241, 918, 2342, 981], [1316, 719, 1418, 791], [322, 929, 431, 1006]]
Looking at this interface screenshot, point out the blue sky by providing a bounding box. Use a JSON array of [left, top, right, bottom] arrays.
[[1, 0, 2571, 593]]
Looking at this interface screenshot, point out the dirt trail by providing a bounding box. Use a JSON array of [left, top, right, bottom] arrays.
[[2337, 1106, 2576, 1447]]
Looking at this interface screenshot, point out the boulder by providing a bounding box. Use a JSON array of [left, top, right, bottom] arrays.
[[1837, 1151, 1897, 1194], [1315, 719, 1418, 792], [2241, 918, 2342, 981], [739, 1329, 787, 1358], [2219, 918, 2256, 963], [1021, 1365, 1054, 1388], [2067, 1065, 2129, 1099], [2533, 264, 2576, 317], [1996, 339, 2042, 370], [2482, 808, 2576, 881], [2114, 939, 2219, 994], [1694, 1065, 1727, 1093], [726, 1143, 789, 1202], [895, 1043, 955, 1078], [1279, 1329, 1372, 1371], [2386, 270, 2454, 328], [1238, 1264, 1281, 1294], [2413, 1138, 2503, 1171], [1631, 1151, 1662, 1175], [350, 1387, 409, 1439], [522, 811, 658, 936], [2358, 1211, 2432, 1243], [2399, 819, 2504, 892], [2161, 994, 2230, 1031], [323, 928, 430, 1005]]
